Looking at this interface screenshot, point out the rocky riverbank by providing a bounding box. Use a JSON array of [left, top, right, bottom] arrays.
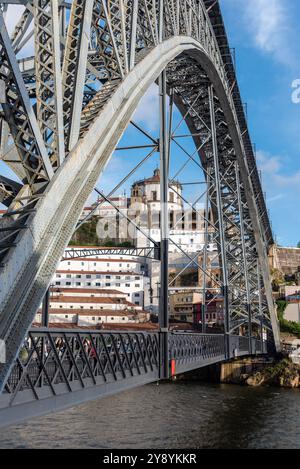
[[246, 359, 300, 389]]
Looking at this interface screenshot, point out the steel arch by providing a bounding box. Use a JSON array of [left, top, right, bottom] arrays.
[[0, 0, 279, 391]]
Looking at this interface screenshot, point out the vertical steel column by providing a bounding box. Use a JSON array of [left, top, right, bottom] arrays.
[[208, 85, 230, 358], [41, 288, 50, 327], [235, 162, 252, 354], [159, 70, 169, 379], [257, 263, 264, 342], [159, 0, 164, 43], [201, 170, 211, 334], [129, 0, 138, 70]]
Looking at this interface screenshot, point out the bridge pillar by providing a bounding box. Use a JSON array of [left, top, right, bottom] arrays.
[[159, 70, 169, 379], [235, 162, 252, 354], [208, 85, 230, 359]]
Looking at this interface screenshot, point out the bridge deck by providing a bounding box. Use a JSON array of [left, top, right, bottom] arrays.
[[0, 329, 268, 428]]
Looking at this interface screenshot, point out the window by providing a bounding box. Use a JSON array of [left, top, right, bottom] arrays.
[[135, 284, 140, 288], [65, 315, 68, 318], [135, 277, 140, 280], [96, 283, 101, 287], [116, 276, 121, 279], [76, 274, 81, 278], [66, 282, 71, 286], [125, 284, 130, 287], [116, 283, 121, 287], [126, 276, 130, 280], [106, 283, 111, 287], [106, 275, 111, 279], [122, 317, 125, 321], [169, 192, 174, 203], [55, 282, 60, 285], [66, 274, 71, 279], [81, 262, 84, 266], [67, 262, 71, 266], [76, 282, 81, 286], [56, 274, 61, 278], [107, 263, 110, 267], [70, 306, 73, 309], [87, 282, 91, 286], [135, 302, 139, 305], [152, 191, 157, 201], [96, 274, 101, 279], [86, 275, 91, 279], [134, 293, 139, 297], [90, 306, 93, 309], [111, 317, 114, 321], [92, 317, 95, 321]]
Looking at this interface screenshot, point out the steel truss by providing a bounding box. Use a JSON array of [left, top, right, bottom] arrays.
[[0, 0, 279, 402], [62, 246, 160, 261]]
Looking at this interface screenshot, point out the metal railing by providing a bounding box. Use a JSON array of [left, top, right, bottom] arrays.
[[5, 330, 160, 398], [169, 333, 226, 373], [0, 328, 269, 429]]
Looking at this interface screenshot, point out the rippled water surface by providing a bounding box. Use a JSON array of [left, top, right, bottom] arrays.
[[0, 382, 299, 449]]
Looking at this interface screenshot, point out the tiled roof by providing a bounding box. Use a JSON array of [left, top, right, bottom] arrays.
[[50, 287, 126, 295], [50, 296, 136, 306], [41, 308, 133, 317]]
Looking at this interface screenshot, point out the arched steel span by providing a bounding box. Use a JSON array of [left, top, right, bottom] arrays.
[[0, 0, 279, 391]]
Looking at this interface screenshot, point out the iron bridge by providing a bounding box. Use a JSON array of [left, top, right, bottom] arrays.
[[0, 0, 280, 428]]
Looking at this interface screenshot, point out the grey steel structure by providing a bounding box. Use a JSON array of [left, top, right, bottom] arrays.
[[0, 0, 279, 425]]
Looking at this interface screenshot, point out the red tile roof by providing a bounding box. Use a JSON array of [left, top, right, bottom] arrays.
[[32, 322, 156, 331], [41, 308, 133, 317], [50, 295, 136, 306], [50, 287, 126, 295]]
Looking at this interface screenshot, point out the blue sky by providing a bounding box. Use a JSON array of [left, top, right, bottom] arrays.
[[220, 0, 300, 247], [1, 1, 300, 247]]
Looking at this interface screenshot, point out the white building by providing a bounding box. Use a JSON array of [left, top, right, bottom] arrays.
[[36, 288, 150, 326], [36, 309, 139, 326], [127, 169, 216, 254], [52, 252, 149, 307]]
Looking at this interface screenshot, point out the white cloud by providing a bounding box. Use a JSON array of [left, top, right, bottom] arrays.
[[267, 193, 284, 203], [225, 0, 296, 68], [257, 150, 300, 187]]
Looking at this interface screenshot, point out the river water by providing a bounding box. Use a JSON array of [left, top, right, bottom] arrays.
[[0, 382, 299, 449]]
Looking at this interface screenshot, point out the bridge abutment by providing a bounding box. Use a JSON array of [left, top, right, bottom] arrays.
[[172, 357, 276, 385]]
